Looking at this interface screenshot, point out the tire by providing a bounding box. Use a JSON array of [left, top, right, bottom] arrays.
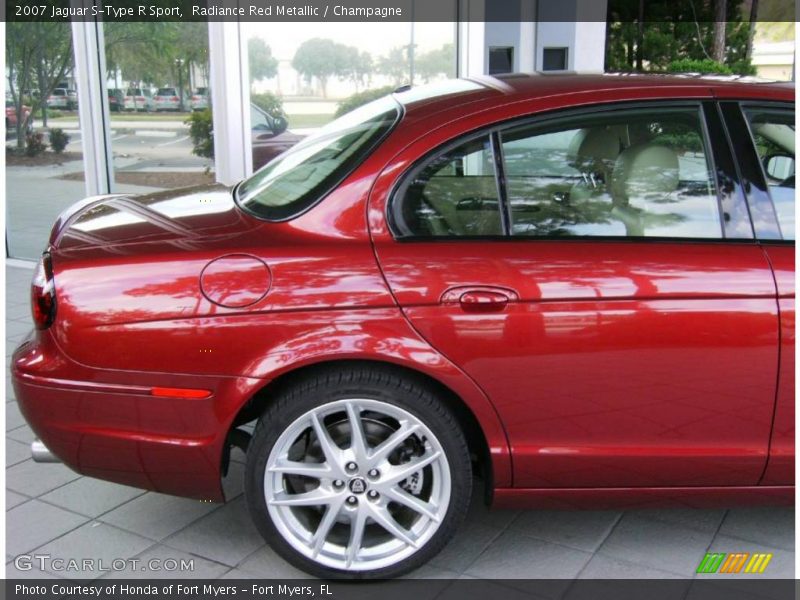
[[244, 365, 472, 579]]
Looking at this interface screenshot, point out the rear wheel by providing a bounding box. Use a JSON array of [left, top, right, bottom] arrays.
[[244, 366, 472, 579]]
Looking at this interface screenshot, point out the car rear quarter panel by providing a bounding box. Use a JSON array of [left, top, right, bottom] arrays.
[[42, 169, 513, 492]]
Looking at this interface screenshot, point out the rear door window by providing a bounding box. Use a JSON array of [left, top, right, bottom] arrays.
[[500, 107, 721, 238], [392, 134, 503, 237]]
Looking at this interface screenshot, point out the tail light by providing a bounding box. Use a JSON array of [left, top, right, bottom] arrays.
[[172, 96, 179, 101], [136, 96, 144, 101], [31, 253, 57, 330]]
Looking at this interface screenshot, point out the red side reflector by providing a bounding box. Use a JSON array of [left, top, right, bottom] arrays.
[[150, 387, 212, 399]]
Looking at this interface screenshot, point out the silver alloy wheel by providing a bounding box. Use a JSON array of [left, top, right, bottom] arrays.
[[264, 398, 451, 571]]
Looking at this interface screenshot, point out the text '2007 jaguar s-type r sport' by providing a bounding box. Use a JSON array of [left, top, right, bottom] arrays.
[[13, 74, 795, 579]]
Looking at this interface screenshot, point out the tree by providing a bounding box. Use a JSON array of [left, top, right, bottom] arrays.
[[248, 38, 278, 83], [745, 0, 758, 61], [712, 0, 727, 62], [415, 43, 455, 82], [292, 38, 342, 98], [605, 0, 756, 75], [291, 38, 368, 97], [335, 46, 372, 92], [378, 47, 410, 87], [105, 23, 176, 85], [7, 22, 73, 149], [104, 23, 210, 94], [354, 51, 374, 89]]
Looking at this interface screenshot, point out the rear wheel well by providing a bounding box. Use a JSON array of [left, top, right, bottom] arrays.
[[226, 359, 492, 503]]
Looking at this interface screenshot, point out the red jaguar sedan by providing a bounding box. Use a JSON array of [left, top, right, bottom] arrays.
[[12, 74, 795, 579]]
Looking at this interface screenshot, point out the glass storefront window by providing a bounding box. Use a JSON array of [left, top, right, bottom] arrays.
[[242, 22, 456, 173], [6, 22, 83, 259], [105, 23, 214, 195]]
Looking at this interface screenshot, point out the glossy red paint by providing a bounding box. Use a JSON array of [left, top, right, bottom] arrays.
[[200, 254, 271, 308], [378, 241, 779, 488], [760, 243, 795, 485], [493, 486, 793, 510], [11, 74, 794, 508]]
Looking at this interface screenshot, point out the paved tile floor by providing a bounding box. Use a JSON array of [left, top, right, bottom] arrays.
[[4, 264, 795, 581]]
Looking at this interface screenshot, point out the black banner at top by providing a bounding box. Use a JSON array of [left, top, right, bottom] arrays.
[[5, 579, 800, 600], [3, 0, 798, 22]]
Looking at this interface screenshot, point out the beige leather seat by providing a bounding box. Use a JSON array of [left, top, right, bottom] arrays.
[[422, 176, 502, 236], [609, 142, 680, 236], [567, 127, 626, 202]]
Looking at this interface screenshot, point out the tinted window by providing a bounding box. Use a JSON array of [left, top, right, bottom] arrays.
[[501, 107, 721, 238], [542, 48, 568, 71], [157, 88, 176, 96], [393, 135, 503, 237], [237, 96, 400, 221], [743, 108, 795, 240], [489, 47, 514, 75]]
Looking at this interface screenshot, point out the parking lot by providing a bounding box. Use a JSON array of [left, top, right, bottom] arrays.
[[5, 263, 794, 582]]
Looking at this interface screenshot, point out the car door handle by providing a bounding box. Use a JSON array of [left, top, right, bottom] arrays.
[[440, 286, 519, 313]]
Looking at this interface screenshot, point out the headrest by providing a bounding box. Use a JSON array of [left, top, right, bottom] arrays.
[[611, 143, 680, 202], [567, 127, 623, 174]]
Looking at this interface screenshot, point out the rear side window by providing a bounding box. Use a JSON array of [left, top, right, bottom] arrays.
[[501, 108, 720, 238], [391, 105, 723, 240], [393, 134, 503, 236], [742, 107, 795, 240]]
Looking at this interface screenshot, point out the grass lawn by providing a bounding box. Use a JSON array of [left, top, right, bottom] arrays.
[[286, 113, 334, 129]]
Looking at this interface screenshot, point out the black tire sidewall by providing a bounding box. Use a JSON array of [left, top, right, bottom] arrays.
[[244, 369, 472, 579]]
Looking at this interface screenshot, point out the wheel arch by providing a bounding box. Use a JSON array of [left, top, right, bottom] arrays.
[[225, 357, 503, 504]]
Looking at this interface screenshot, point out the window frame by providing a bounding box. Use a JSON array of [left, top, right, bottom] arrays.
[[730, 101, 795, 242], [389, 130, 507, 238], [388, 100, 738, 243]]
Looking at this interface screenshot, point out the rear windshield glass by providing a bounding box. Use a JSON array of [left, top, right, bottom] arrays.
[[235, 95, 401, 221], [157, 88, 175, 95]]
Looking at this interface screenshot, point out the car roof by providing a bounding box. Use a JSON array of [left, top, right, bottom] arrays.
[[393, 73, 794, 118]]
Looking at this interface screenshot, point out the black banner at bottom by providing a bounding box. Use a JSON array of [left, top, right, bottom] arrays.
[[5, 579, 797, 600]]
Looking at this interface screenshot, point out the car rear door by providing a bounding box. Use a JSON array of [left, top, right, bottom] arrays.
[[721, 101, 795, 485], [374, 100, 779, 488]]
